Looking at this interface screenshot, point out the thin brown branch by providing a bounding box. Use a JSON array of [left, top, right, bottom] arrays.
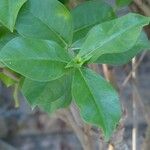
[[122, 52, 147, 87], [131, 57, 138, 150], [13, 83, 20, 108], [133, 0, 150, 16], [63, 109, 94, 150], [102, 64, 119, 91]]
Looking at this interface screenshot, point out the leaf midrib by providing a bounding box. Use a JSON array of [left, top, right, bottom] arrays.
[[26, 8, 68, 46], [78, 69, 106, 131], [81, 19, 148, 60], [1, 57, 69, 64]]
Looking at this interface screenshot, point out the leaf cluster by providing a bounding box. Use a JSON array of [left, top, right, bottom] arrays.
[[0, 0, 150, 139]]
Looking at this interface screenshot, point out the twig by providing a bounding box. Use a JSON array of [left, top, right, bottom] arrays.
[[63, 109, 94, 150], [108, 144, 114, 150], [130, 2, 150, 149], [70, 103, 84, 127], [133, 0, 150, 16], [13, 83, 20, 108], [133, 85, 150, 124], [102, 64, 119, 91], [122, 52, 147, 87], [0, 68, 19, 82], [131, 57, 138, 150], [130, 80, 150, 150], [101, 64, 123, 150]]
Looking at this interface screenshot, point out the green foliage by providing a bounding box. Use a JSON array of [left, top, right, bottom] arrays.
[[15, 0, 73, 47], [0, 0, 150, 140], [0, 26, 17, 66], [75, 13, 150, 63], [95, 32, 150, 65], [59, 0, 69, 5], [0, 37, 71, 81], [0, 26, 16, 49], [116, 0, 132, 7], [22, 73, 72, 113], [0, 73, 16, 87], [72, 68, 121, 139], [0, 0, 27, 31], [71, 0, 116, 41]]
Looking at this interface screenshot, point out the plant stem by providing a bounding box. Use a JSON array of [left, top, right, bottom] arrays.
[[131, 57, 138, 150], [13, 83, 20, 108], [64, 108, 94, 150], [0, 68, 19, 82]]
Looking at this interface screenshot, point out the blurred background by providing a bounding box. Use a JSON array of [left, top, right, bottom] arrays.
[[0, 0, 150, 150]]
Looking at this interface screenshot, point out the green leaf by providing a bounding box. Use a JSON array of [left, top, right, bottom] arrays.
[[116, 0, 132, 7], [16, 0, 73, 47], [0, 26, 17, 67], [72, 68, 121, 139], [0, 37, 71, 82], [71, 38, 86, 52], [22, 74, 72, 113], [72, 0, 115, 41], [77, 13, 150, 63], [0, 26, 17, 50], [0, 0, 27, 31], [95, 32, 150, 65], [0, 73, 16, 87], [59, 0, 69, 5]]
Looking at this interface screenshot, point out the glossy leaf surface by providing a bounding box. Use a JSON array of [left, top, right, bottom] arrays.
[[0, 0, 27, 31], [16, 0, 73, 47], [77, 13, 150, 63], [116, 0, 132, 7], [95, 32, 150, 65], [0, 26, 17, 67], [22, 74, 72, 113], [0, 37, 71, 81], [72, 68, 121, 139], [0, 26, 17, 50], [72, 0, 115, 41]]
